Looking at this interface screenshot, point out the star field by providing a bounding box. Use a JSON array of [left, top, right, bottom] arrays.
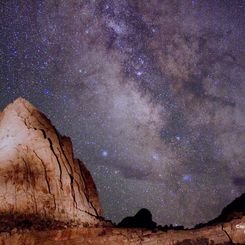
[[0, 0, 245, 227]]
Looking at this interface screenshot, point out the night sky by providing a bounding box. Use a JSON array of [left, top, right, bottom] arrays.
[[0, 0, 245, 227]]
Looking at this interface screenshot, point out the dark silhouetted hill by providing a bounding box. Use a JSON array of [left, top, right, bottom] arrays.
[[195, 192, 245, 228], [117, 208, 157, 229]]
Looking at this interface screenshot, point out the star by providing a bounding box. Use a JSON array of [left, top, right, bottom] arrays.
[[101, 150, 108, 157], [182, 175, 192, 182], [44, 89, 49, 95], [152, 153, 159, 161], [136, 71, 143, 76], [176, 136, 181, 141]]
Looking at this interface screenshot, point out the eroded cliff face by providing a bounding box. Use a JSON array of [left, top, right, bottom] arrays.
[[0, 98, 102, 227]]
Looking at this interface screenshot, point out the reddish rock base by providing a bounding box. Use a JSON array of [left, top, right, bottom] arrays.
[[0, 216, 244, 245]]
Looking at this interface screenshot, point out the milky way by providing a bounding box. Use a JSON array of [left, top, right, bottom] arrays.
[[0, 0, 245, 227]]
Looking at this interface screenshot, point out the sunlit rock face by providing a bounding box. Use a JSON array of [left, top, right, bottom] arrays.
[[0, 98, 102, 226]]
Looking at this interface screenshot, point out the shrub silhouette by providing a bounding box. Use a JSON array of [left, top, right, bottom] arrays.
[[117, 208, 156, 229]]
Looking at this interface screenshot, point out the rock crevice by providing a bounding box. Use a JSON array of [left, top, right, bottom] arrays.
[[221, 224, 233, 244]]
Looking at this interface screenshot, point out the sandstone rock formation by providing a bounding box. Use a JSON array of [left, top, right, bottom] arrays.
[[0, 98, 102, 228]]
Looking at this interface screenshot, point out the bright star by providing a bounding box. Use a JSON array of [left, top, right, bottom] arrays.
[[176, 136, 181, 141], [183, 174, 192, 182], [102, 150, 108, 157], [136, 71, 143, 76], [44, 89, 49, 95]]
